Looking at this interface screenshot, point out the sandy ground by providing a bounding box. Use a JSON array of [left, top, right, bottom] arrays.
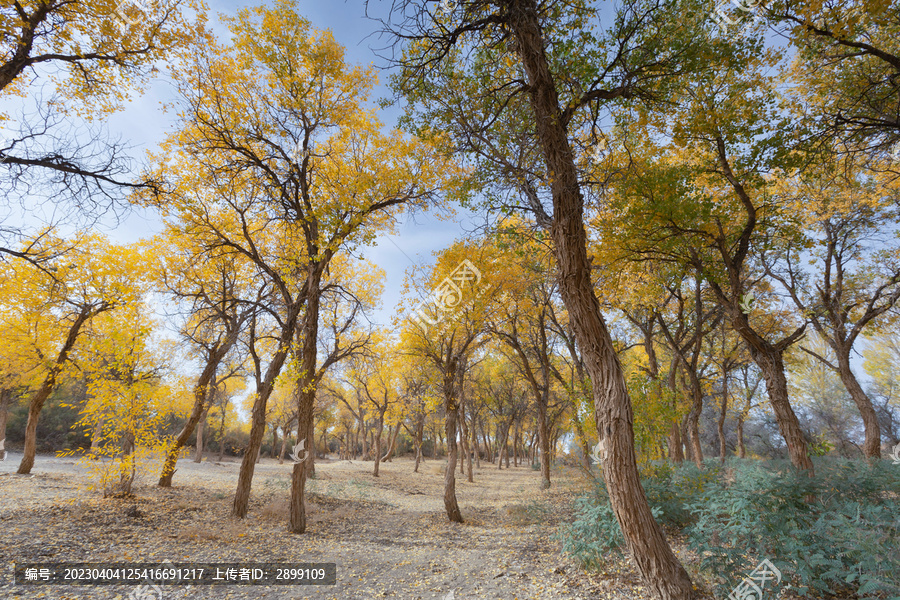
[[0, 452, 669, 600]]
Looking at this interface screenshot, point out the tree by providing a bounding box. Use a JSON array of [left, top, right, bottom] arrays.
[[153, 232, 257, 486], [400, 241, 496, 522], [488, 226, 560, 487], [64, 300, 169, 496], [7, 234, 142, 474], [606, 44, 816, 475], [771, 0, 900, 158], [386, 0, 706, 594], [145, 0, 448, 531], [767, 160, 900, 458]]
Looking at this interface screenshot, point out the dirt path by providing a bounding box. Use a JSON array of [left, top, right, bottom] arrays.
[[1, 453, 655, 599]]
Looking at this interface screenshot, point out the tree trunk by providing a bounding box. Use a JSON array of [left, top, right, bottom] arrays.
[[537, 390, 551, 488], [414, 414, 425, 472], [373, 415, 384, 477], [381, 421, 401, 462], [444, 404, 463, 523], [459, 383, 473, 482], [750, 346, 814, 475], [232, 312, 298, 518], [680, 414, 692, 464], [279, 424, 290, 464], [0, 389, 9, 453], [836, 353, 882, 459], [217, 405, 228, 463], [680, 368, 704, 469], [19, 306, 96, 475], [442, 359, 463, 523], [472, 416, 481, 469], [270, 424, 278, 459], [194, 406, 209, 463], [507, 2, 696, 596], [290, 271, 324, 534], [160, 337, 235, 486], [718, 375, 728, 464]]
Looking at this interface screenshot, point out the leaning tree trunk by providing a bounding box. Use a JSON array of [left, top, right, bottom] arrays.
[[381, 421, 401, 462], [160, 337, 236, 485], [749, 346, 814, 475], [507, 2, 696, 596], [19, 307, 95, 475], [836, 353, 881, 459], [232, 316, 297, 519]]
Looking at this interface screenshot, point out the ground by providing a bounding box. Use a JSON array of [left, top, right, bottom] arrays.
[[0, 453, 687, 600]]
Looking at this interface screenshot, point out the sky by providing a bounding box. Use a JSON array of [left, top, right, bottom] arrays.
[[95, 0, 478, 331]]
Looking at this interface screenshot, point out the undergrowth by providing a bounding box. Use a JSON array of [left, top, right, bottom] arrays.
[[560, 458, 900, 599]]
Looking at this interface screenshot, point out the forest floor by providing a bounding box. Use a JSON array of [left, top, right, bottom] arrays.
[[0, 452, 704, 600]]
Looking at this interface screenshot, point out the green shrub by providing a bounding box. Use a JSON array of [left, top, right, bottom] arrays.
[[562, 459, 900, 600], [558, 487, 629, 568], [686, 459, 900, 599]]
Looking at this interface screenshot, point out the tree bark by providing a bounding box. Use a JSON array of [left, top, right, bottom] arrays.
[[442, 359, 463, 523], [507, 2, 696, 596], [373, 414, 384, 477], [444, 404, 463, 522], [749, 346, 814, 475], [290, 267, 325, 534], [279, 424, 290, 464], [836, 353, 881, 459], [683, 368, 704, 469], [194, 406, 209, 463], [718, 374, 728, 464]]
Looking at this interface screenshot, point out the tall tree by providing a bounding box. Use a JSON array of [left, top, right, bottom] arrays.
[[386, 0, 706, 595]]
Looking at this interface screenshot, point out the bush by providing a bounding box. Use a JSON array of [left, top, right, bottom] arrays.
[[687, 459, 900, 599], [562, 459, 900, 600]]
